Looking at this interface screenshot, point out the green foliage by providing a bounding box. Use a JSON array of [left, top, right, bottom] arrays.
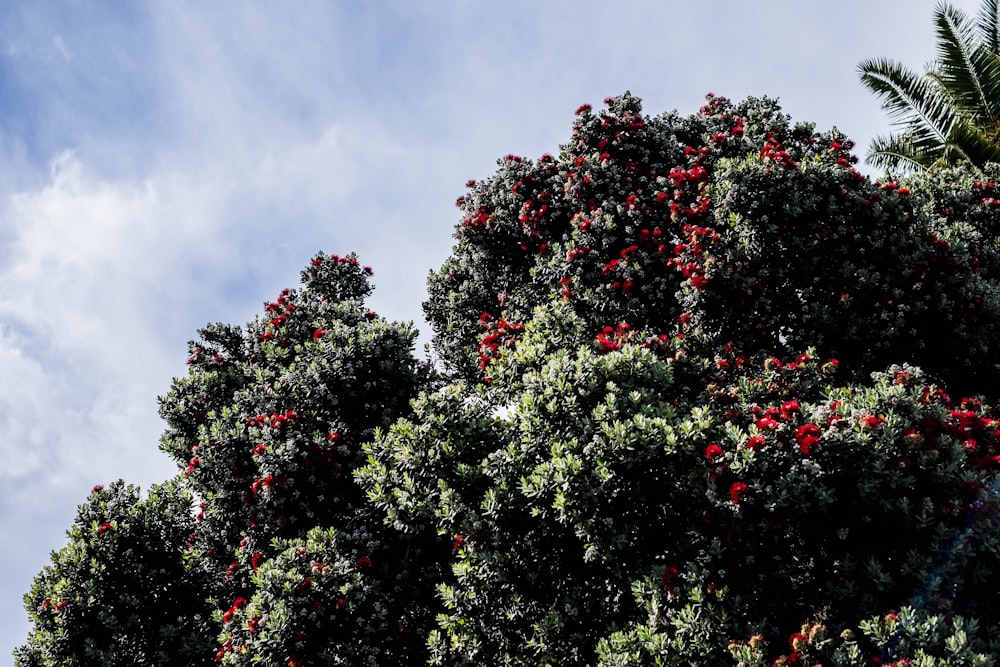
[[367, 303, 1000, 664], [158, 252, 441, 665], [14, 479, 216, 666], [218, 524, 434, 666]]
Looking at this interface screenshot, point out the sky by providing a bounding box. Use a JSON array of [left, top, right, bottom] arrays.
[[0, 0, 985, 660]]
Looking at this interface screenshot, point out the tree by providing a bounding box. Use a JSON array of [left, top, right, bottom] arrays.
[[14, 479, 216, 666], [155, 253, 443, 666], [18, 92, 1000, 666], [859, 0, 1000, 173], [427, 92, 1000, 397], [18, 254, 443, 666]]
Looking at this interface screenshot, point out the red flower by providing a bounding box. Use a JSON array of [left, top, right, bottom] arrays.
[[745, 435, 766, 450], [690, 274, 709, 291], [222, 597, 248, 625], [798, 435, 819, 455], [247, 615, 262, 633], [355, 556, 373, 572], [795, 423, 821, 440], [729, 482, 749, 503], [313, 328, 328, 340], [251, 475, 276, 494], [661, 562, 681, 592], [704, 444, 724, 461], [595, 330, 621, 353], [756, 417, 779, 431], [98, 522, 112, 535], [251, 552, 264, 573], [861, 415, 885, 429]]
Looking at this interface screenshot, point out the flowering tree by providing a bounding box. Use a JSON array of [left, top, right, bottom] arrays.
[[370, 302, 1000, 665], [156, 253, 443, 666], [426, 92, 1000, 397], [14, 479, 216, 666], [18, 93, 1000, 666], [18, 254, 442, 666]]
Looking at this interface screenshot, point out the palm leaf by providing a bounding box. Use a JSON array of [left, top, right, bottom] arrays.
[[934, 2, 1000, 124], [859, 57, 959, 150], [977, 0, 1000, 56], [865, 132, 939, 173], [945, 117, 1000, 165], [859, 1, 1000, 172]]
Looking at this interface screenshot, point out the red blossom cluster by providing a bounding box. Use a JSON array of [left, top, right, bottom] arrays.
[[728, 481, 749, 503], [759, 132, 798, 170], [221, 596, 248, 625], [247, 410, 299, 430], [477, 314, 527, 373], [594, 323, 631, 353]]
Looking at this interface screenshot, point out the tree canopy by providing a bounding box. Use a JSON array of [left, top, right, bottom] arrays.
[[17, 91, 1000, 666]]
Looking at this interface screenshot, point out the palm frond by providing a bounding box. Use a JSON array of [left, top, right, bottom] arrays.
[[859, 1, 1000, 172], [933, 2, 1000, 123], [946, 118, 1000, 165], [977, 0, 1000, 55], [859, 57, 959, 145], [866, 132, 940, 174]]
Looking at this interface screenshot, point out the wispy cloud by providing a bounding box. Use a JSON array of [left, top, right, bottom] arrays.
[[0, 151, 217, 484], [51, 35, 70, 62]]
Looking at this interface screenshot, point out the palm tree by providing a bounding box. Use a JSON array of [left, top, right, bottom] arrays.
[[859, 0, 1000, 172]]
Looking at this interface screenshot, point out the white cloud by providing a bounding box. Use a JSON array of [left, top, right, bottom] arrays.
[[0, 151, 242, 490], [0, 326, 49, 478], [52, 34, 70, 62]]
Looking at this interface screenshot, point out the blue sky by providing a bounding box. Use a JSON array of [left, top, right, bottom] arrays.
[[0, 1, 984, 659]]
